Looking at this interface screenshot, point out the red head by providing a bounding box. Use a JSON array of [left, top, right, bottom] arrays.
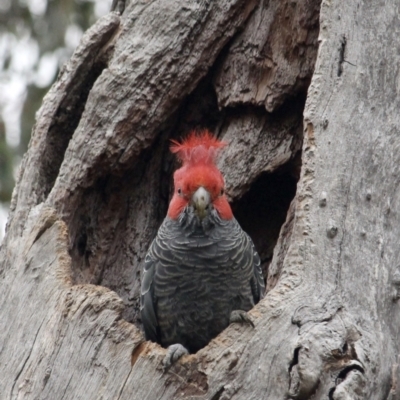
[[167, 131, 233, 220]]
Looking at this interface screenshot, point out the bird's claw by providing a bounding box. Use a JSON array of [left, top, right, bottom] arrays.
[[229, 310, 255, 328], [163, 343, 189, 371]]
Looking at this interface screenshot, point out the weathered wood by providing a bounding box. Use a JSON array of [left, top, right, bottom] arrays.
[[213, 0, 321, 112], [218, 100, 303, 201], [265, 0, 400, 396], [1, 0, 399, 398], [0, 206, 142, 398]]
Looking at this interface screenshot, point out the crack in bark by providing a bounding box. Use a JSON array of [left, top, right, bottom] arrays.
[[60, 375, 74, 400], [337, 34, 356, 77], [288, 346, 301, 395], [328, 363, 365, 399], [31, 217, 57, 249], [337, 35, 347, 77], [116, 366, 134, 400], [210, 386, 225, 400], [131, 342, 146, 367]]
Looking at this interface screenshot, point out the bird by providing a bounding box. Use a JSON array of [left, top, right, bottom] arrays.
[[140, 131, 265, 368]]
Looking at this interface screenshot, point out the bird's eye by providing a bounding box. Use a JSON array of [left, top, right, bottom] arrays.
[[220, 188, 224, 196], [177, 188, 182, 195]]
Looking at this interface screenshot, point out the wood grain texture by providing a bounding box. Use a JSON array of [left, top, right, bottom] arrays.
[[218, 100, 303, 201], [213, 0, 321, 112], [0, 206, 143, 399], [1, 0, 399, 398], [266, 0, 400, 396]]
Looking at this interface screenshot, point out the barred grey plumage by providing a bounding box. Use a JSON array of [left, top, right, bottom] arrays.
[[140, 206, 265, 354]]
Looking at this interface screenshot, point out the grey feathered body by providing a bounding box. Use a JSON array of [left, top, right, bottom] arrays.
[[140, 207, 264, 353]]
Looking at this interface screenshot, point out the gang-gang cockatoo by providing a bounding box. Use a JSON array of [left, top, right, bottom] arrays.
[[140, 132, 265, 368]]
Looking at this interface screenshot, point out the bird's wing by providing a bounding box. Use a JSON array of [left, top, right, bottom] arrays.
[[140, 248, 159, 342], [212, 218, 265, 305], [248, 237, 265, 303]]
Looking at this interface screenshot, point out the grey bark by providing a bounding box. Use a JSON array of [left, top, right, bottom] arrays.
[[1, 0, 399, 399]]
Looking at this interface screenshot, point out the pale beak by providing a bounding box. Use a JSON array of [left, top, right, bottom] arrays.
[[191, 186, 211, 219]]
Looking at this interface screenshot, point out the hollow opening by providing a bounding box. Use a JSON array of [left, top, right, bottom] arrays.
[[67, 77, 305, 331], [67, 74, 225, 326], [68, 132, 173, 324], [64, 127, 302, 367], [232, 158, 300, 282], [64, 2, 319, 342]]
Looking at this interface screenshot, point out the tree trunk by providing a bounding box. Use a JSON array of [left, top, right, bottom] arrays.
[[1, 0, 399, 398]]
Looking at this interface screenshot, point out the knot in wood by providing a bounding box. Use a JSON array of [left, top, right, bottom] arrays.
[[327, 224, 338, 238]]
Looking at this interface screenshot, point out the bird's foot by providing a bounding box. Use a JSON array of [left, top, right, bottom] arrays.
[[163, 343, 189, 371], [229, 310, 255, 328]]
